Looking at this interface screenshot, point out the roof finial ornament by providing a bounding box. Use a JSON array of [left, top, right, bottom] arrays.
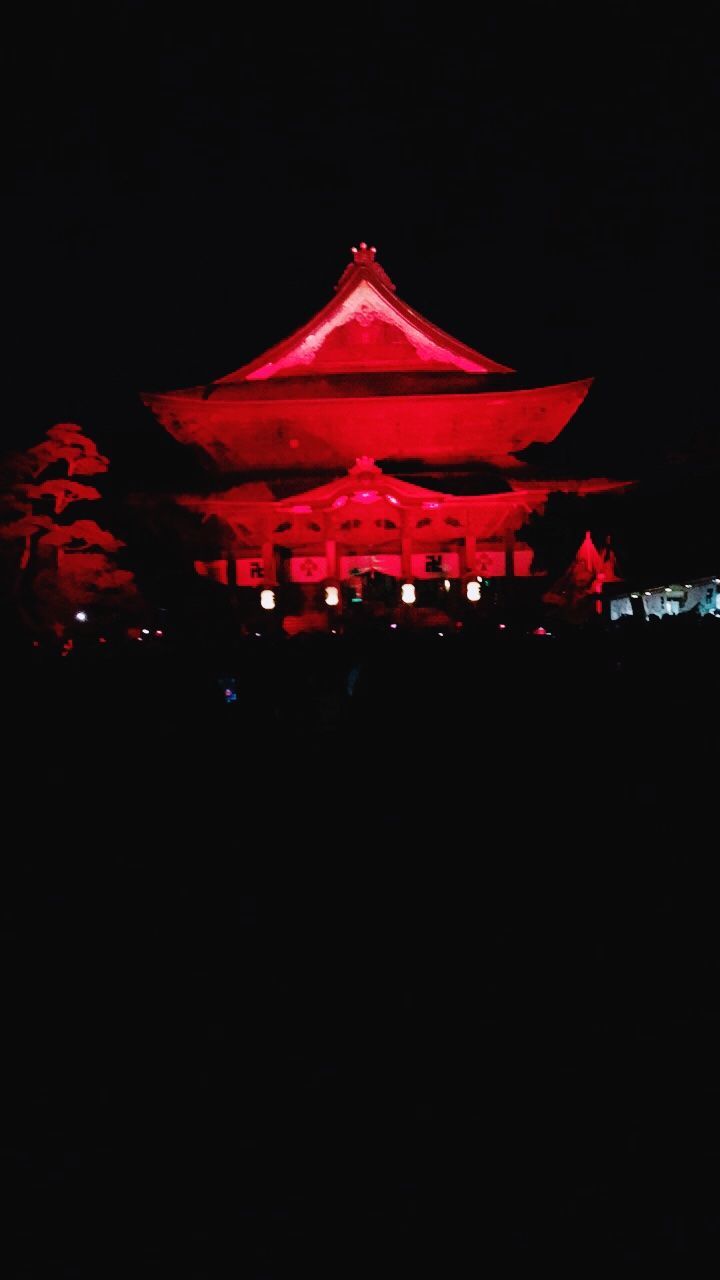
[[350, 455, 380, 475], [351, 242, 377, 266], [335, 241, 396, 292]]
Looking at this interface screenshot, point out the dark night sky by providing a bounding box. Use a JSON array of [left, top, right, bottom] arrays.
[[4, 11, 720, 1270], [6, 2, 717, 477]]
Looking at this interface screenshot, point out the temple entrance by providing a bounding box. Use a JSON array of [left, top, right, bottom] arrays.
[[345, 569, 397, 613]]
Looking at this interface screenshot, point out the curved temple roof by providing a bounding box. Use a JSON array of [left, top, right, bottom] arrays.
[[142, 244, 593, 472], [218, 243, 513, 381]]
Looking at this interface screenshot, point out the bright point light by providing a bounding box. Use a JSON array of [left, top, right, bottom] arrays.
[[260, 589, 276, 610], [438, 631, 444, 637], [75, 611, 87, 622], [142, 628, 150, 635], [466, 580, 481, 602], [443, 579, 451, 591], [324, 585, 339, 607], [401, 582, 416, 605], [390, 623, 398, 630]]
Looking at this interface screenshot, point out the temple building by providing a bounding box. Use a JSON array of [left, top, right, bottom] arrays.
[[142, 243, 628, 622]]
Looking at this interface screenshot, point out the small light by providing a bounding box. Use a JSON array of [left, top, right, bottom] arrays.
[[99, 636, 106, 644], [498, 623, 506, 630], [438, 631, 444, 637], [466, 581, 481, 602], [75, 611, 87, 622], [390, 623, 398, 630], [533, 626, 547, 636], [142, 628, 150, 635], [443, 578, 451, 591], [630, 592, 639, 599], [685, 584, 692, 589], [644, 592, 652, 597], [255, 631, 261, 637], [324, 585, 339, 607], [260, 589, 276, 611], [155, 629, 163, 637], [401, 582, 416, 605]]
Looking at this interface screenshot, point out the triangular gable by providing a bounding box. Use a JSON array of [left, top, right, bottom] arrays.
[[218, 250, 513, 383], [274, 459, 458, 510]]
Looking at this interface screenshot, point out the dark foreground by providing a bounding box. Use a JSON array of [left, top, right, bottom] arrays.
[[3, 620, 719, 1273]]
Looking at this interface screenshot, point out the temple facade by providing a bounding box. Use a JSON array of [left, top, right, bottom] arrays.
[[143, 244, 627, 623]]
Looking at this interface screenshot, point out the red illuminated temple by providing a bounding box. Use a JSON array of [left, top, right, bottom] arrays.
[[143, 243, 628, 611]]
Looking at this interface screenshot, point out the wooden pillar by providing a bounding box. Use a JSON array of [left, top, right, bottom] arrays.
[[464, 532, 477, 575], [401, 532, 413, 579], [262, 539, 277, 585], [325, 536, 337, 580], [504, 527, 516, 580]]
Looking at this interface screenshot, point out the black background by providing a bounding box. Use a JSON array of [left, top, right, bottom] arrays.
[[6, 2, 716, 479], [4, 4, 719, 1273]]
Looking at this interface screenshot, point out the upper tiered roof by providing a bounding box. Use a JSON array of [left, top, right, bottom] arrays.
[[142, 243, 593, 473], [217, 243, 513, 383]]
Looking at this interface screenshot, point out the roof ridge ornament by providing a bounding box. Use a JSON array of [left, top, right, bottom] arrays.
[[352, 242, 377, 266], [350, 455, 381, 476], [335, 241, 396, 292]]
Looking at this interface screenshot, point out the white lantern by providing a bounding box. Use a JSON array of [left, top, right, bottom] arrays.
[[401, 582, 416, 605], [324, 585, 339, 607], [466, 580, 481, 602], [260, 589, 276, 611]]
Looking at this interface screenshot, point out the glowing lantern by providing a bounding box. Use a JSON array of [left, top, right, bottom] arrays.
[[260, 589, 276, 610], [401, 582, 416, 605], [324, 585, 339, 607], [75, 611, 88, 622], [466, 580, 481, 603]]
